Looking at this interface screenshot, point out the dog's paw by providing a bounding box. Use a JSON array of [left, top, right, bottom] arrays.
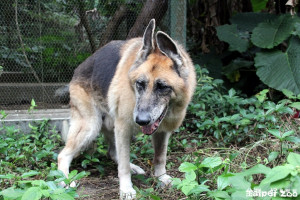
[[58, 181, 67, 188], [58, 181, 77, 188], [158, 174, 172, 187], [130, 163, 145, 175], [70, 181, 77, 187], [120, 186, 136, 200]]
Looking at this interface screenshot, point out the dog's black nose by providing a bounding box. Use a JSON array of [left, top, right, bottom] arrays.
[[135, 112, 151, 126]]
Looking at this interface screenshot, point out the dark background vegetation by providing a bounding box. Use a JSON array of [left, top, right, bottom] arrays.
[[1, 0, 300, 200], [0, 0, 294, 101]]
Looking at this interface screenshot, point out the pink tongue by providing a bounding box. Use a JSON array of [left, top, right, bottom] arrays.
[[142, 120, 159, 135]]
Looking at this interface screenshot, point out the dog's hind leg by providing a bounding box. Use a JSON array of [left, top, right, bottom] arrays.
[[152, 131, 172, 187], [102, 114, 118, 163], [58, 84, 101, 186]]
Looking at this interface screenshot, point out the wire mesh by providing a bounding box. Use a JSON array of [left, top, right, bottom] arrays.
[[0, 0, 176, 110]]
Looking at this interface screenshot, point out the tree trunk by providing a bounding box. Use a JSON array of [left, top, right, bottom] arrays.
[[126, 0, 168, 39], [99, 4, 129, 47], [275, 0, 288, 13], [78, 0, 96, 53]]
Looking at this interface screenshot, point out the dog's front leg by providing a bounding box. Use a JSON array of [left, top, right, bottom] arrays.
[[115, 119, 136, 200], [152, 131, 172, 186]]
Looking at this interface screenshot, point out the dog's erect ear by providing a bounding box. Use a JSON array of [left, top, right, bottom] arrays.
[[156, 31, 183, 75], [141, 19, 155, 58]]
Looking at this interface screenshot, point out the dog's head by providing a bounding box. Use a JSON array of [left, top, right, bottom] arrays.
[[129, 19, 191, 135]]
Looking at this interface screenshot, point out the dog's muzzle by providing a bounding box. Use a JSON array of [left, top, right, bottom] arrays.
[[135, 112, 151, 126], [136, 107, 168, 135]]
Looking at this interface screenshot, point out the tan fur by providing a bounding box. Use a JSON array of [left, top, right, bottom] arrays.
[[108, 38, 142, 119]]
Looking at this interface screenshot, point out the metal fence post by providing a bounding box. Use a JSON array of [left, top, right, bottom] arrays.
[[169, 0, 187, 48]]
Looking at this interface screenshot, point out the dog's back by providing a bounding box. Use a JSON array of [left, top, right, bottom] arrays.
[[71, 40, 125, 97]]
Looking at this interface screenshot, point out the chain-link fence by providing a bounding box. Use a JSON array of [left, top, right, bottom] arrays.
[[0, 0, 186, 110]]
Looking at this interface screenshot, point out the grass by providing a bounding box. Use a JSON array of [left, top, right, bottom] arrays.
[[0, 110, 299, 199]]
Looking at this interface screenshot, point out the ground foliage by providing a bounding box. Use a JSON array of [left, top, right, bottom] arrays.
[[0, 66, 300, 199]]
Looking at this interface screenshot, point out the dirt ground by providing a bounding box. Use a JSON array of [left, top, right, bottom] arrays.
[[76, 152, 186, 200]]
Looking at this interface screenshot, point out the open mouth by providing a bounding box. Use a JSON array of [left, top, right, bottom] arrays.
[[141, 107, 168, 135]]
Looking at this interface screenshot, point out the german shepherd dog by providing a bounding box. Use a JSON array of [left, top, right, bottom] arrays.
[[58, 19, 196, 199]]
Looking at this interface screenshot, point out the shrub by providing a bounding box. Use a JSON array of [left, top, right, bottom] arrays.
[[185, 65, 294, 146], [216, 13, 300, 95], [173, 152, 300, 199], [0, 110, 88, 200]]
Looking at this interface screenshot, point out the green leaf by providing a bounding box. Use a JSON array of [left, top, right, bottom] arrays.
[[91, 158, 100, 162], [48, 170, 66, 179], [31, 180, 47, 188], [228, 175, 251, 190], [267, 129, 281, 139], [260, 165, 294, 186], [216, 24, 249, 53], [31, 99, 36, 107], [171, 178, 182, 187], [217, 173, 234, 190], [189, 184, 210, 195], [238, 164, 271, 176], [229, 153, 239, 161], [21, 171, 40, 178], [72, 171, 89, 181], [251, 15, 295, 49], [40, 189, 50, 198], [287, 152, 300, 167], [270, 178, 291, 189], [228, 88, 236, 98], [0, 174, 15, 179], [200, 157, 223, 169], [53, 188, 65, 195], [294, 22, 300, 37], [0, 187, 24, 199], [290, 102, 300, 110], [179, 162, 197, 173], [81, 159, 90, 168], [231, 190, 251, 200], [46, 181, 58, 190], [185, 171, 196, 182], [50, 193, 74, 200], [182, 185, 195, 196], [254, 36, 300, 95], [251, 0, 268, 12], [282, 130, 294, 138], [230, 12, 276, 32], [268, 152, 279, 162], [292, 176, 300, 193], [21, 187, 42, 200], [149, 194, 161, 200], [282, 89, 296, 99], [285, 136, 300, 143], [255, 89, 269, 103], [68, 170, 78, 179], [209, 190, 231, 199]]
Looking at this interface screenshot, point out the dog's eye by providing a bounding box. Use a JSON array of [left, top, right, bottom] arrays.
[[136, 80, 146, 91], [156, 82, 171, 92]]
